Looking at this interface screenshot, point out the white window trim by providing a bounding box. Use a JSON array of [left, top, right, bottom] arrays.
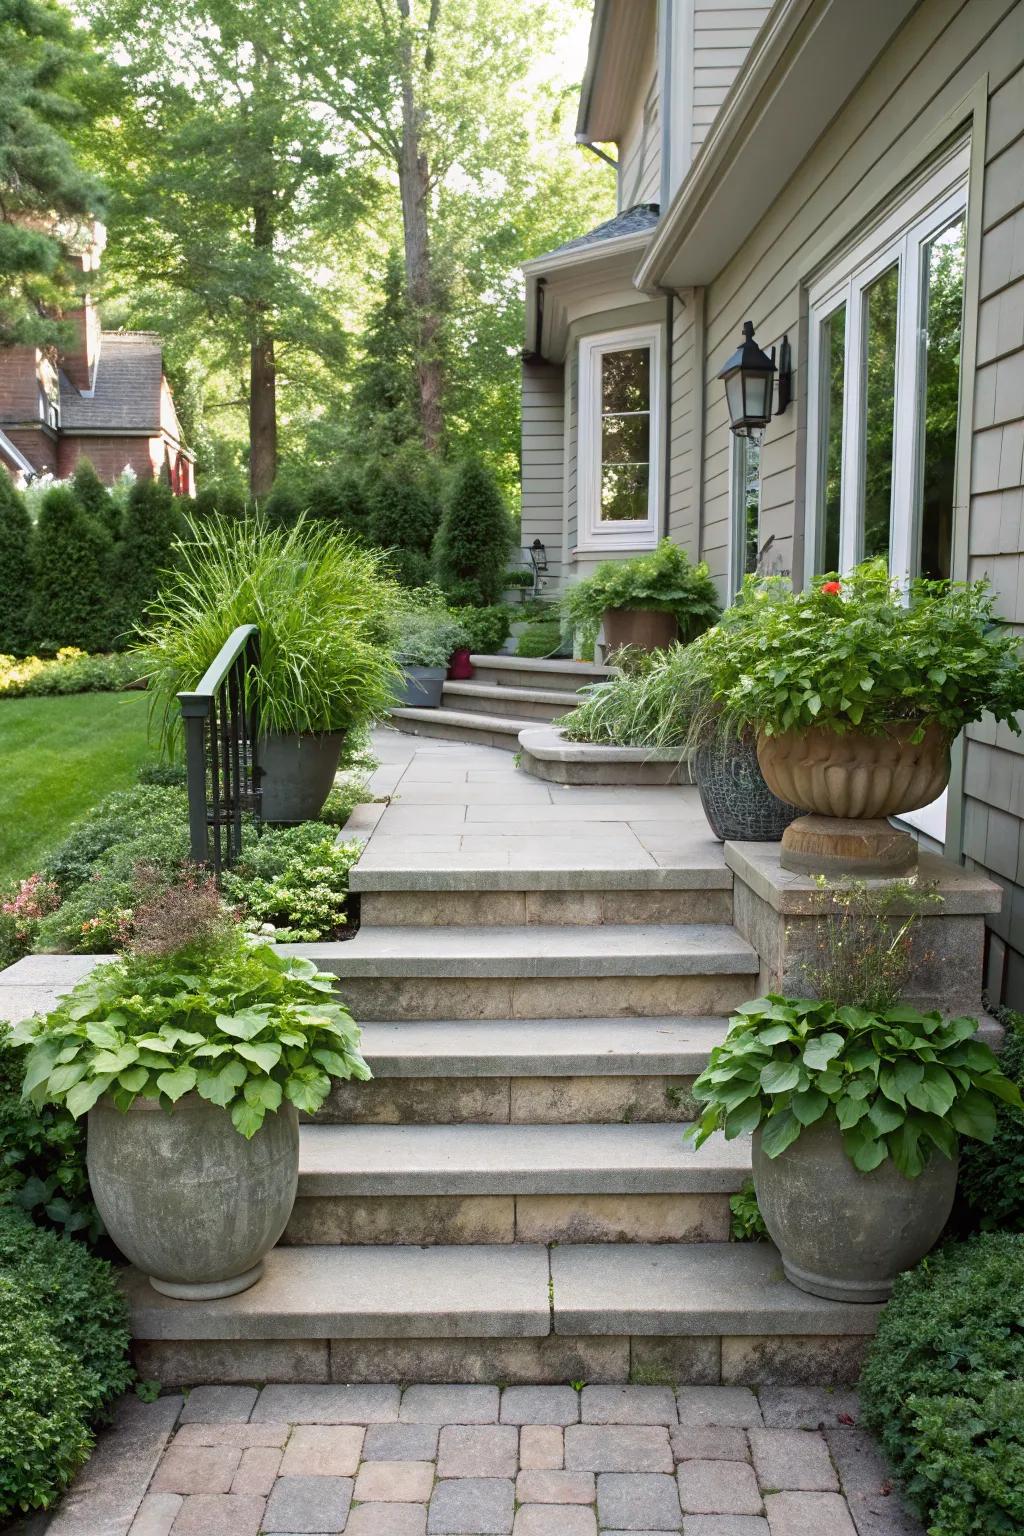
[[576, 323, 662, 553], [729, 432, 761, 598], [803, 140, 970, 586]]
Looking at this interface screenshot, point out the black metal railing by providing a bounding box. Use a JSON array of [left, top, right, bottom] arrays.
[[177, 625, 262, 876]]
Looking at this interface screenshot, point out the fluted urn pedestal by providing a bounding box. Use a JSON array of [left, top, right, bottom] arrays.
[[756, 722, 952, 876]]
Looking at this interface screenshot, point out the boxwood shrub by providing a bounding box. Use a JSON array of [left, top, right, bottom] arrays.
[[0, 1208, 132, 1519], [859, 1233, 1024, 1536], [958, 1009, 1024, 1230]]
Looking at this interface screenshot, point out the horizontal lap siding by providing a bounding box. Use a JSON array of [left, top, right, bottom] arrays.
[[691, 2, 771, 152], [618, 49, 660, 210], [691, 0, 1024, 996], [668, 291, 699, 556], [520, 361, 566, 586]]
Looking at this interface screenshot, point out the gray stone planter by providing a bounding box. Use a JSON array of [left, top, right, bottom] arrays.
[[88, 1093, 299, 1299], [394, 665, 446, 708], [518, 725, 693, 786], [259, 731, 346, 822], [695, 733, 801, 842], [752, 1118, 957, 1302]]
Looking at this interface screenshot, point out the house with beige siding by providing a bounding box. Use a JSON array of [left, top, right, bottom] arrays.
[[519, 0, 1024, 1000]]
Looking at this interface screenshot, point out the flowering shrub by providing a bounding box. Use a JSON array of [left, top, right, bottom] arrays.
[[2, 875, 60, 939]]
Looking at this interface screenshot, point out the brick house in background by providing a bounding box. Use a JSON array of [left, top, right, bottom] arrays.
[[0, 223, 194, 494]]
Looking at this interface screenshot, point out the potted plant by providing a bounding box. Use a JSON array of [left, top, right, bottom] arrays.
[[140, 514, 401, 822], [705, 562, 1024, 871], [562, 539, 720, 655], [689, 993, 1022, 1300], [14, 874, 370, 1299], [391, 594, 470, 707]]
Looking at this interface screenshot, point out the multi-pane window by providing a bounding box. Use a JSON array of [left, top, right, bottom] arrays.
[[578, 325, 661, 550], [805, 143, 968, 586]]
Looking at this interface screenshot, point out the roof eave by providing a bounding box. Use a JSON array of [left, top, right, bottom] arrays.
[[634, 0, 921, 292]]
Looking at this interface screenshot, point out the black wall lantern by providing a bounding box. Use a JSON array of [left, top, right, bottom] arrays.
[[718, 320, 791, 438], [529, 538, 548, 574]]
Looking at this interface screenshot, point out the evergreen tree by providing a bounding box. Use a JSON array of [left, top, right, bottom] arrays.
[[108, 479, 181, 643], [0, 473, 34, 655], [29, 487, 112, 652], [71, 458, 121, 540], [367, 471, 439, 589], [434, 458, 513, 605], [350, 250, 419, 455], [0, 0, 105, 350], [308, 470, 370, 540]]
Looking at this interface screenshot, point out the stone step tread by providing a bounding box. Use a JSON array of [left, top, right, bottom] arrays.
[[357, 1017, 731, 1076], [292, 924, 759, 977], [470, 654, 612, 680], [444, 681, 581, 708], [390, 706, 532, 735], [124, 1243, 879, 1341], [297, 1123, 749, 1195]]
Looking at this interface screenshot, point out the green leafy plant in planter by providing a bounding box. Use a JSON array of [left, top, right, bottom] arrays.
[[561, 539, 720, 652], [557, 644, 695, 748], [689, 994, 1022, 1299], [15, 878, 371, 1297], [459, 604, 512, 656]]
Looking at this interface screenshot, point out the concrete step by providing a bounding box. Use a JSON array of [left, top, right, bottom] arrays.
[[285, 1123, 744, 1247], [358, 885, 733, 927], [320, 1017, 730, 1125], [443, 679, 580, 722], [126, 1243, 881, 1388], [389, 705, 530, 751], [469, 654, 612, 694], [286, 924, 759, 1020]]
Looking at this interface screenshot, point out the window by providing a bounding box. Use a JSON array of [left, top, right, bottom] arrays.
[[577, 325, 661, 550], [731, 432, 761, 594], [805, 143, 969, 585]]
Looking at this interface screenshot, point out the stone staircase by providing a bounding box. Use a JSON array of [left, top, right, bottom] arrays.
[[117, 852, 880, 1390], [389, 654, 611, 750]]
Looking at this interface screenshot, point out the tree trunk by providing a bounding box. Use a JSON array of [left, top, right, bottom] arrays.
[[249, 199, 277, 498], [396, 0, 444, 455]]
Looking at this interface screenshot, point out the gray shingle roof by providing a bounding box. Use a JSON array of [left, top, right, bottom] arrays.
[[544, 202, 659, 258], [60, 332, 164, 431]]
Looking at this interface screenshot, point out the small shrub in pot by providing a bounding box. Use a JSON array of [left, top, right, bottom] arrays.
[[391, 588, 469, 707], [562, 539, 720, 654], [15, 873, 371, 1298]]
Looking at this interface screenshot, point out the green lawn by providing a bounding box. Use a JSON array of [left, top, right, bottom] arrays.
[[0, 692, 153, 887]]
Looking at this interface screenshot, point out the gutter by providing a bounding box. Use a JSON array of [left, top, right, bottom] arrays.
[[575, 0, 611, 141]]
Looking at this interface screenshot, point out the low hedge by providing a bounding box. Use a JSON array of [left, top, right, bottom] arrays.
[[0, 1208, 132, 1519], [859, 1233, 1024, 1536], [0, 1022, 99, 1241], [0, 649, 144, 698], [958, 1009, 1024, 1230]]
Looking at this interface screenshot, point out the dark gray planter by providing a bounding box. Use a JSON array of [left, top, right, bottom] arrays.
[[259, 731, 346, 822], [88, 1094, 299, 1299], [394, 665, 446, 708], [752, 1119, 958, 1302], [694, 732, 801, 842]]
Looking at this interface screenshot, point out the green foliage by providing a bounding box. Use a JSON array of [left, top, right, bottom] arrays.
[[689, 995, 1022, 1177], [958, 1010, 1024, 1231], [859, 1234, 1024, 1536], [562, 540, 721, 650], [72, 460, 121, 540], [458, 604, 512, 656], [28, 487, 113, 653], [0, 473, 34, 654], [16, 926, 371, 1138], [517, 620, 563, 659], [191, 484, 248, 522], [349, 248, 419, 455], [140, 513, 401, 739], [0, 1023, 99, 1239], [0, 649, 143, 697], [557, 645, 694, 749], [368, 472, 440, 589], [108, 479, 182, 643], [393, 607, 468, 668], [703, 561, 1024, 739], [434, 459, 514, 606], [504, 568, 533, 590], [221, 825, 362, 941], [0, 1206, 132, 1518], [802, 877, 943, 1014], [0, 0, 105, 351], [42, 784, 189, 895], [729, 1180, 767, 1242]]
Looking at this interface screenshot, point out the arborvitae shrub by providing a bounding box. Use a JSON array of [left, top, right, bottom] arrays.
[[368, 472, 439, 589], [0, 473, 34, 654], [309, 470, 369, 539], [263, 481, 303, 529], [192, 484, 247, 521], [108, 479, 182, 644], [29, 487, 112, 653], [434, 458, 513, 606], [71, 459, 120, 540]]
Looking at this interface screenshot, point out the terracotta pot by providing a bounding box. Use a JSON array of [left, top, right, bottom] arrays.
[[753, 1119, 957, 1302], [447, 647, 474, 680], [756, 721, 952, 820], [602, 607, 679, 653]]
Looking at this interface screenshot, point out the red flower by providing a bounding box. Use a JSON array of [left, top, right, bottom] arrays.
[[821, 580, 842, 595]]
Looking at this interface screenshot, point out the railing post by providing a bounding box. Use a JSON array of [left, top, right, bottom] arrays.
[[178, 693, 212, 866]]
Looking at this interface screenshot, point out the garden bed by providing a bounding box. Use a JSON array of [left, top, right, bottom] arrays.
[[517, 725, 693, 786]]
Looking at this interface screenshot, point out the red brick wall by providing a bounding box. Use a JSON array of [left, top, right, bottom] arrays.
[[5, 426, 57, 475], [57, 434, 194, 494], [0, 348, 44, 421]]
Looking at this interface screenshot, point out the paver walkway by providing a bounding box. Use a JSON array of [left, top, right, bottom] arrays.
[[47, 1382, 924, 1535]]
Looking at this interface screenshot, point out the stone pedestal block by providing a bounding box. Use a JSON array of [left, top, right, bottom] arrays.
[[725, 843, 1003, 1019]]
